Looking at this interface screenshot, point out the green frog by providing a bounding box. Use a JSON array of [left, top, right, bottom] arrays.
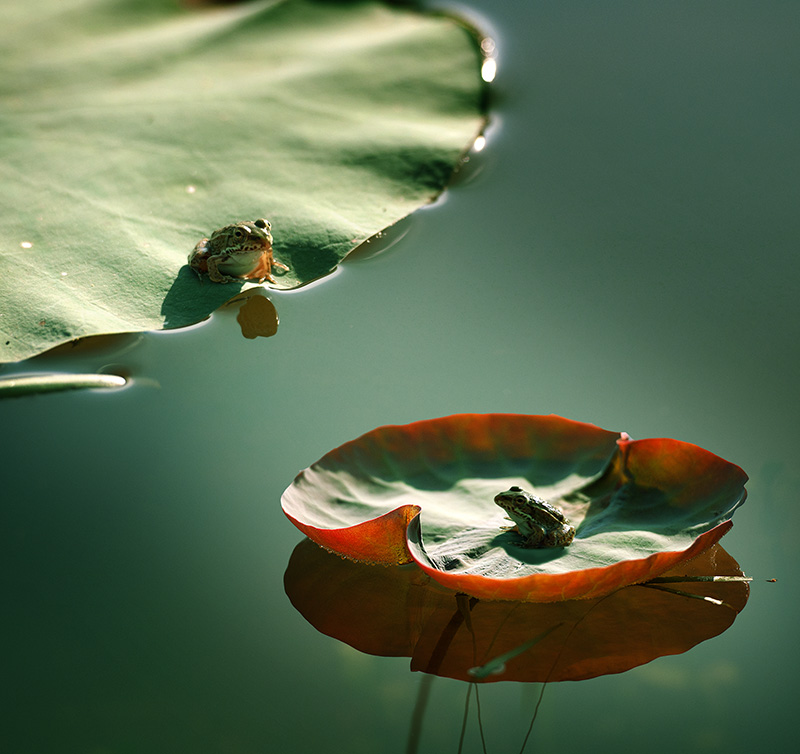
[[494, 486, 576, 548], [189, 218, 289, 283]]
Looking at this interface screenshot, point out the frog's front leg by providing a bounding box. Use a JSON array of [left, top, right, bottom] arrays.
[[252, 252, 290, 283], [249, 252, 277, 283], [206, 255, 240, 284], [500, 517, 517, 532]]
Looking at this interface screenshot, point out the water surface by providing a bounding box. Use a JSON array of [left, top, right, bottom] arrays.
[[3, 1, 798, 752]]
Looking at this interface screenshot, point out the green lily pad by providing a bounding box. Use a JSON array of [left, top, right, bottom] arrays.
[[281, 414, 748, 602], [0, 0, 486, 362]]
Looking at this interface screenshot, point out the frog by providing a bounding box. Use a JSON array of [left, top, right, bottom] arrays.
[[494, 486, 576, 548], [188, 218, 289, 284]]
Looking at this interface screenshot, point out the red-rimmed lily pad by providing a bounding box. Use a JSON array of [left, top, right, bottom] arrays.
[[281, 414, 748, 602]]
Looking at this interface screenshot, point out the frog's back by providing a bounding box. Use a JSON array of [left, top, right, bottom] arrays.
[[527, 498, 569, 525]]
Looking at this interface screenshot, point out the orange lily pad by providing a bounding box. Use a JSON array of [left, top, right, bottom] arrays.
[[281, 414, 747, 601]]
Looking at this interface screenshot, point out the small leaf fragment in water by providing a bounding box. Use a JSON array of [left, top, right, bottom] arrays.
[[0, 372, 127, 398]]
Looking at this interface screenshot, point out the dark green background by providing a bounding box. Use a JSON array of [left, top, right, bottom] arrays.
[[2, 1, 797, 752]]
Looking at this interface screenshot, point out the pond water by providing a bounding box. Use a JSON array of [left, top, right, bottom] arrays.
[[2, 1, 798, 752]]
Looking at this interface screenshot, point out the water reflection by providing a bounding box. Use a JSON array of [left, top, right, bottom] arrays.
[[481, 57, 497, 83], [218, 288, 279, 340], [480, 36, 497, 82], [284, 540, 749, 683]]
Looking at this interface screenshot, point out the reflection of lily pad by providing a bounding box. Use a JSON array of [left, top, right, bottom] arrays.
[[281, 414, 748, 601], [285, 539, 749, 682], [0, 0, 486, 362]]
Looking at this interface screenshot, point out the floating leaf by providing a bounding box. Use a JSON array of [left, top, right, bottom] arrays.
[[0, 372, 127, 398], [281, 414, 748, 601], [0, 0, 486, 362], [284, 540, 749, 682]]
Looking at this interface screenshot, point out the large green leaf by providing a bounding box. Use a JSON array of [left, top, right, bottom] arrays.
[[0, 0, 486, 362]]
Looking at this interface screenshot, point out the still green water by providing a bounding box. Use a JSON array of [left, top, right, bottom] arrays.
[[2, 1, 798, 752]]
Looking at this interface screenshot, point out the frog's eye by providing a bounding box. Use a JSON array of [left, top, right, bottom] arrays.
[[233, 229, 243, 238]]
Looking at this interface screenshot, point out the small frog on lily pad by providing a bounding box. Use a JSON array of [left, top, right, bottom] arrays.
[[494, 486, 576, 549], [189, 218, 289, 283]]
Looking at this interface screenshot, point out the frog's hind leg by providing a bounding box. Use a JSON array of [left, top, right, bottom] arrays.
[[543, 525, 575, 548], [523, 526, 546, 548]]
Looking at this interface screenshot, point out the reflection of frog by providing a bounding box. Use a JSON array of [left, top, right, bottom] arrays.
[[189, 218, 289, 283], [494, 486, 575, 548]]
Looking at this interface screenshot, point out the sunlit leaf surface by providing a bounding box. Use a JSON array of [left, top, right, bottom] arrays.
[[0, 0, 485, 361], [281, 414, 748, 601]]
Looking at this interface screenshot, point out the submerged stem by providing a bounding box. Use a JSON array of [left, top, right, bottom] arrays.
[[406, 673, 434, 754]]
